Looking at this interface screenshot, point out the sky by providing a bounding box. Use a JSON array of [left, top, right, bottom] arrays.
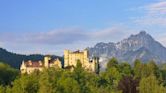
[[0, 0, 166, 56]]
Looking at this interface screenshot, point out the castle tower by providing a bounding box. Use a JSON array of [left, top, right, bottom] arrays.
[[83, 49, 88, 58], [64, 50, 69, 67], [44, 55, 51, 68], [83, 49, 89, 63], [20, 60, 26, 74]]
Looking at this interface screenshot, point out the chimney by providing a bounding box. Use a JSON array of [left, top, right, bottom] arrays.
[[28, 60, 32, 65]]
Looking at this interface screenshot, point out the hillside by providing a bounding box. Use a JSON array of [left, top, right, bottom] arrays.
[[0, 48, 62, 69]]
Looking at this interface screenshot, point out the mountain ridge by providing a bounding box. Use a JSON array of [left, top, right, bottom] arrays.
[[1, 31, 165, 68], [89, 31, 166, 64]]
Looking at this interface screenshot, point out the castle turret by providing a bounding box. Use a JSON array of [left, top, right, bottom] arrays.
[[44, 55, 51, 68], [20, 60, 26, 74], [83, 49, 89, 65], [64, 50, 70, 67]]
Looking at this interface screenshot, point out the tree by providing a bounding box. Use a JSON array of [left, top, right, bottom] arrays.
[[160, 69, 166, 86], [57, 77, 80, 93], [119, 62, 132, 76], [72, 60, 90, 93], [1, 57, 166, 93], [118, 76, 139, 93], [93, 57, 100, 74], [147, 60, 160, 77], [133, 59, 142, 78], [139, 75, 166, 93], [103, 67, 122, 90], [38, 69, 53, 93], [0, 62, 18, 85], [159, 63, 166, 86], [133, 60, 158, 78], [11, 74, 39, 93], [73, 60, 85, 82], [5, 86, 12, 93], [73, 59, 84, 73], [106, 57, 118, 70], [0, 85, 5, 93]]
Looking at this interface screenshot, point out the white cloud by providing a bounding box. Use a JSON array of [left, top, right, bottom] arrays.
[[0, 42, 3, 47], [0, 26, 132, 45], [0, 26, 133, 55], [133, 1, 166, 26], [0, 28, 88, 45], [147, 1, 166, 14], [90, 26, 135, 42], [156, 33, 166, 47], [159, 37, 166, 45]]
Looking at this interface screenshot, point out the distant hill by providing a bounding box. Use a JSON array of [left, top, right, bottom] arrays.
[[89, 31, 166, 64], [0, 48, 62, 69]]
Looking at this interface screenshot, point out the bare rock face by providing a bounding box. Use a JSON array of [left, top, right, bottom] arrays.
[[89, 31, 166, 64]]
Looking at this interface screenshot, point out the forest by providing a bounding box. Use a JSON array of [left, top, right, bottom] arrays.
[[0, 58, 166, 93], [0, 48, 62, 69]]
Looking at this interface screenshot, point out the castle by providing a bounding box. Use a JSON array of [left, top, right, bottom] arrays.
[[20, 49, 99, 74], [20, 56, 62, 74], [64, 49, 99, 72]]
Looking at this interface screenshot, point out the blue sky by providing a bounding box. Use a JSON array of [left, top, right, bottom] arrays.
[[0, 0, 166, 55]]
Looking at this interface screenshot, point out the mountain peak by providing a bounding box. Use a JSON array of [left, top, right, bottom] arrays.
[[137, 31, 152, 38], [89, 31, 166, 64], [139, 31, 147, 35], [134, 31, 150, 38], [128, 31, 153, 42]]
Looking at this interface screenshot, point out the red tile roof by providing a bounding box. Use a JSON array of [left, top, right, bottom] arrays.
[[25, 61, 43, 67]]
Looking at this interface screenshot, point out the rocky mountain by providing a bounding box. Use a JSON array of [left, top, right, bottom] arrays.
[[0, 48, 62, 69], [89, 31, 166, 64]]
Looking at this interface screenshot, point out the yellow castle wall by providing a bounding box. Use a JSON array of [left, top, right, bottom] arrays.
[[64, 49, 89, 67], [64, 49, 98, 72], [20, 49, 99, 74]]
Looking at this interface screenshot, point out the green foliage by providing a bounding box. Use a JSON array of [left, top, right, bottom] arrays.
[[118, 76, 139, 93], [38, 72, 53, 93], [0, 58, 166, 93], [11, 74, 39, 93], [58, 77, 80, 93], [105, 67, 122, 87], [133, 59, 142, 78], [159, 63, 166, 86], [73, 61, 90, 93], [107, 57, 118, 70], [0, 85, 5, 93], [139, 75, 166, 93], [160, 69, 166, 86], [119, 62, 132, 76], [0, 62, 19, 85], [133, 60, 159, 78]]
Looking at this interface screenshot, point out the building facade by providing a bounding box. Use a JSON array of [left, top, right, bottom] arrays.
[[64, 49, 99, 72], [20, 56, 62, 74], [20, 49, 99, 74]]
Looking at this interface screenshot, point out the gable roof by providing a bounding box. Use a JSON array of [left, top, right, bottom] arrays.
[[24, 61, 43, 67]]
